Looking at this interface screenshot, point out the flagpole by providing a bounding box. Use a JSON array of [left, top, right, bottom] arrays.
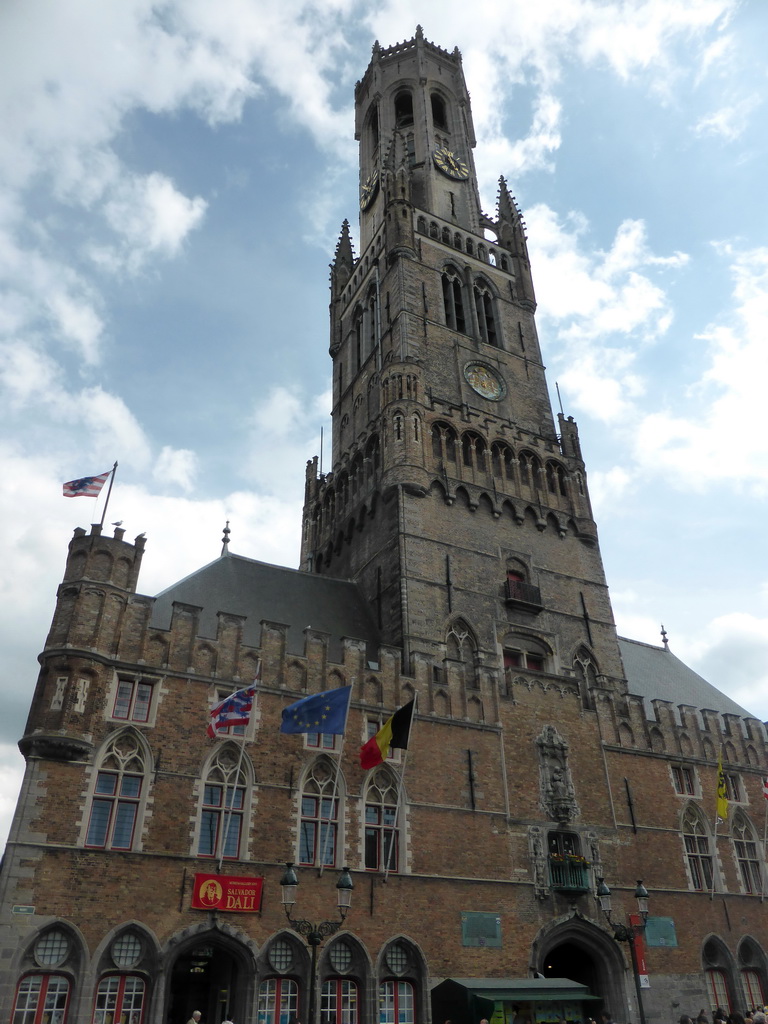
[[218, 734, 249, 872], [762, 784, 768, 903], [384, 692, 417, 884], [711, 746, 725, 902], [99, 462, 119, 528], [318, 687, 352, 876], [216, 663, 260, 871]]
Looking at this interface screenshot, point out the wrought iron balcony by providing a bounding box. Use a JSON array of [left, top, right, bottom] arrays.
[[504, 578, 543, 611], [549, 855, 590, 892]]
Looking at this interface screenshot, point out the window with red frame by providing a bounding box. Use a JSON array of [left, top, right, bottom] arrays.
[[742, 969, 764, 1008], [706, 969, 731, 1012], [12, 974, 70, 1024], [379, 980, 414, 1024], [321, 979, 359, 1024], [257, 978, 299, 1024], [92, 975, 145, 1024]]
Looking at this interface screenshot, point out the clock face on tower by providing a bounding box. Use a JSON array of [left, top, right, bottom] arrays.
[[433, 146, 469, 180], [359, 169, 379, 210], [464, 362, 507, 401]]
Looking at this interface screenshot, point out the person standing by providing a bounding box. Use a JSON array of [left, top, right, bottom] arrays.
[[186, 1013, 202, 1024]]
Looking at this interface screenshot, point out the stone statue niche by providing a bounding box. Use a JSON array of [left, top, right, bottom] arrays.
[[536, 725, 578, 823]]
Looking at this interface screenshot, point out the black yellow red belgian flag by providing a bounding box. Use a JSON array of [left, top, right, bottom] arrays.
[[359, 699, 415, 769]]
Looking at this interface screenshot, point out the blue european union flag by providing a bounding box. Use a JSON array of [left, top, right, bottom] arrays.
[[280, 685, 352, 735]]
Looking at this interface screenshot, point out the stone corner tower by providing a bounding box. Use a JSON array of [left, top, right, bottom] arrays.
[[300, 27, 626, 694]]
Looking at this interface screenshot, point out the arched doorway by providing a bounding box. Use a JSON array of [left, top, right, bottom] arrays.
[[541, 941, 600, 997], [535, 917, 628, 1021], [167, 934, 252, 1024]]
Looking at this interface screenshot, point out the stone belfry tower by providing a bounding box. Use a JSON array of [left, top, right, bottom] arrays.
[[301, 27, 626, 691]]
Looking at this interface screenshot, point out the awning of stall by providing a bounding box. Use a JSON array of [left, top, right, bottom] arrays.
[[432, 977, 601, 1010]]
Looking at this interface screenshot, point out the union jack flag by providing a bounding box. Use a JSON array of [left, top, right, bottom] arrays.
[[62, 469, 111, 498], [207, 685, 257, 739]]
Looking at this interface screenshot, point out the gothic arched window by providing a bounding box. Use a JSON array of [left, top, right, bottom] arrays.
[[446, 621, 477, 688], [474, 282, 498, 346], [431, 93, 448, 131], [461, 431, 486, 471], [85, 731, 148, 851], [379, 941, 419, 1024], [364, 767, 401, 872], [196, 744, 249, 860], [733, 812, 763, 894], [683, 805, 714, 891], [299, 759, 341, 868], [394, 91, 414, 128], [442, 269, 465, 333], [431, 422, 457, 464]]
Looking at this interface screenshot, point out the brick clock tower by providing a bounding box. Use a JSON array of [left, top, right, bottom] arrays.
[[301, 27, 626, 695]]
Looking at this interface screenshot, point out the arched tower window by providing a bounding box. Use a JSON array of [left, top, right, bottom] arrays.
[[573, 647, 599, 710], [491, 442, 514, 481], [461, 431, 486, 472], [474, 282, 498, 346], [446, 621, 477, 688], [85, 731, 149, 851], [431, 93, 448, 131], [431, 422, 457, 464], [364, 767, 402, 872], [394, 91, 414, 128], [683, 805, 714, 891], [442, 269, 466, 333], [353, 306, 364, 372], [299, 758, 341, 868]]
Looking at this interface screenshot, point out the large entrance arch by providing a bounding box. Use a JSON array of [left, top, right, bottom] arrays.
[[166, 930, 255, 1024], [535, 916, 629, 1021]]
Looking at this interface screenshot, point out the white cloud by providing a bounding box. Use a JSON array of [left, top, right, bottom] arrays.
[[155, 446, 199, 492], [525, 206, 683, 420], [677, 612, 768, 721], [102, 172, 207, 271], [634, 242, 768, 491], [694, 94, 762, 142]]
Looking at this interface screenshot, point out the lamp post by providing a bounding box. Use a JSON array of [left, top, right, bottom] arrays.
[[279, 862, 354, 1024], [595, 878, 650, 1024]]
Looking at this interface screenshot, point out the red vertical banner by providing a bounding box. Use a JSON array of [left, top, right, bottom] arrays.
[[630, 914, 650, 987]]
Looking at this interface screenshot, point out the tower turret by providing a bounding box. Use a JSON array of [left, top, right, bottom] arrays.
[[20, 523, 147, 763]]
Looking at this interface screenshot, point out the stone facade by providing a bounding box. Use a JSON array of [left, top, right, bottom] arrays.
[[1, 27, 767, 1024]]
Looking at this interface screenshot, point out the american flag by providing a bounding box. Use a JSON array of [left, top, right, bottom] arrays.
[[62, 469, 111, 498], [207, 685, 257, 739]]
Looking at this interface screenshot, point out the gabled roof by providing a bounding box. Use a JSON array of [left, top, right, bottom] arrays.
[[151, 554, 380, 662], [618, 636, 754, 720]]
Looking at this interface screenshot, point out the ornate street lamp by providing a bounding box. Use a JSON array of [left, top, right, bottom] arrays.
[[596, 879, 650, 1024], [280, 862, 354, 1024]]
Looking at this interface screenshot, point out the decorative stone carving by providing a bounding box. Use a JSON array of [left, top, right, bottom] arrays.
[[528, 825, 549, 899], [536, 725, 579, 823]]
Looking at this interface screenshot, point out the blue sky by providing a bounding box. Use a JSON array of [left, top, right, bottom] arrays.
[[1, 0, 767, 848]]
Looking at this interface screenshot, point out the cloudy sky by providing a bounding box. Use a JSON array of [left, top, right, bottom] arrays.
[[1, 0, 767, 849]]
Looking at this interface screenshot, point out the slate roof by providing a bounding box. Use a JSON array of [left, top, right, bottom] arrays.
[[151, 553, 380, 662], [151, 554, 754, 721], [618, 636, 754, 720]]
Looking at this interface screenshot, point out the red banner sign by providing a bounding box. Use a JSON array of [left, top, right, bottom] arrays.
[[192, 874, 263, 912], [630, 913, 650, 987]]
